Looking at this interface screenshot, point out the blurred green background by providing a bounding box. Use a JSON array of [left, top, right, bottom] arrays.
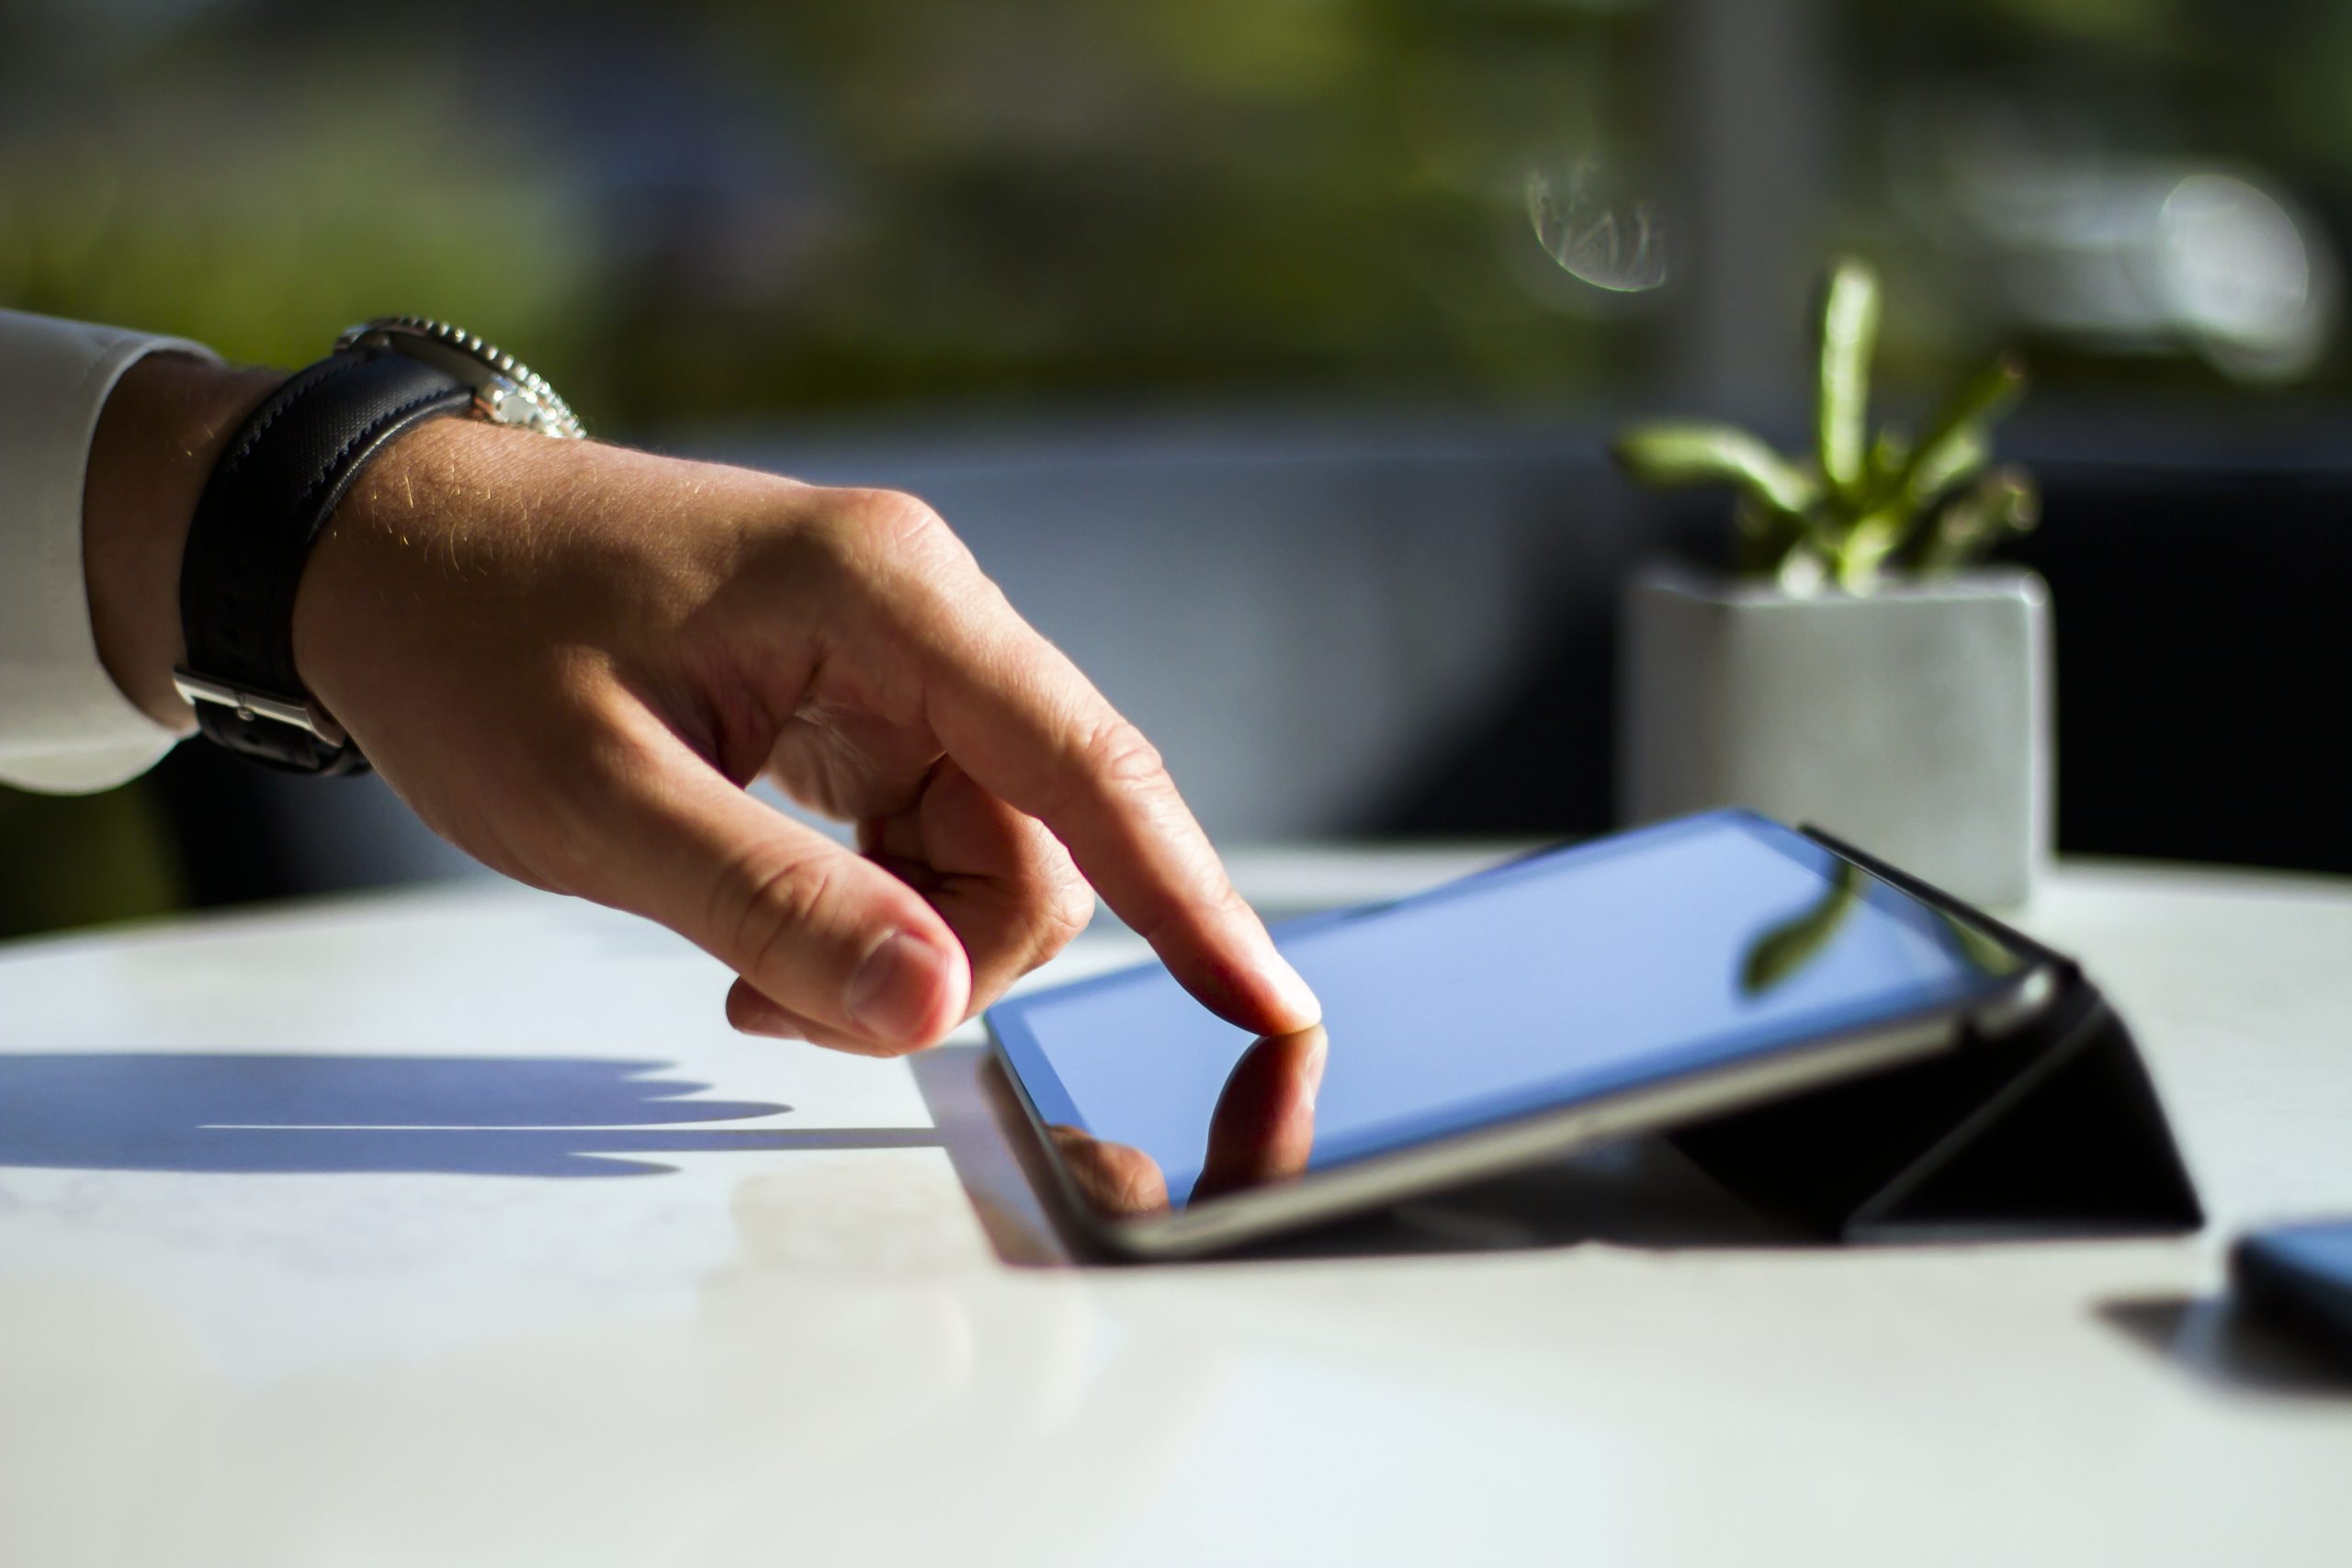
[[11, 0, 2346, 434], [6, 0, 2348, 935]]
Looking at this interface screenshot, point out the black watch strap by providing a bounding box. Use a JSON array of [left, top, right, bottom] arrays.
[[175, 348, 471, 774]]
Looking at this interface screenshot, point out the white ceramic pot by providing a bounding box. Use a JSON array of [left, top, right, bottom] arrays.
[[1617, 563, 2052, 907]]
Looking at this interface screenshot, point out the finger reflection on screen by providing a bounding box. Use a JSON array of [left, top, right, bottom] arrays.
[[1048, 1122, 1171, 1215], [1193, 1024, 1325, 1201], [1049, 1026, 1328, 1217]]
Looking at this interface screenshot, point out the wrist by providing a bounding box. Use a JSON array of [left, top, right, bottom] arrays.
[[84, 354, 283, 731], [287, 412, 537, 726]]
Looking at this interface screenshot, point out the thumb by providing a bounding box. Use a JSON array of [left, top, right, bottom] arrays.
[[585, 728, 971, 1055]]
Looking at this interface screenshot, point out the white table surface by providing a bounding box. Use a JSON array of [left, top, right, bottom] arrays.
[[3, 849, 2348, 1568]]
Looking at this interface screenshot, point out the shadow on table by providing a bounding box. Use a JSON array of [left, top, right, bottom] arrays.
[[906, 1043, 1804, 1268], [0, 1053, 939, 1178], [2098, 1294, 2352, 1401]]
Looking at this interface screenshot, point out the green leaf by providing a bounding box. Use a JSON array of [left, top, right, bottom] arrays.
[[1611, 423, 1820, 518], [1936, 910, 2020, 976], [1867, 430, 1911, 487], [1832, 504, 1917, 592], [1895, 354, 2026, 507], [1816, 258, 1882, 501], [1739, 861, 1862, 994], [1914, 464, 2040, 575], [1905, 425, 1989, 509], [1836, 429, 1987, 588]]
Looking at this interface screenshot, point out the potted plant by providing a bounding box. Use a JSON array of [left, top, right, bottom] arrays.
[[1611, 258, 2050, 906]]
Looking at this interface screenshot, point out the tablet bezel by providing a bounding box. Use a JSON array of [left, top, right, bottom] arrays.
[[987, 811, 2063, 1260]]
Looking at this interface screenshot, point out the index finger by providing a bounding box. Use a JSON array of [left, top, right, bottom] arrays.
[[922, 608, 1319, 1036]]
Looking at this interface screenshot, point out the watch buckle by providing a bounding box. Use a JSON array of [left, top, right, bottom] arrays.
[[172, 668, 350, 748]]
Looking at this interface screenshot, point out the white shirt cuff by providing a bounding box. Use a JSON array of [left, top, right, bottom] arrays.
[[0, 310, 219, 795]]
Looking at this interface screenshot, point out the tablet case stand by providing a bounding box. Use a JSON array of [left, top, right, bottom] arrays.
[[1666, 829, 2205, 1243]]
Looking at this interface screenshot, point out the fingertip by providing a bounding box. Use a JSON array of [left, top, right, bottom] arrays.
[[1222, 915, 1321, 1033], [1178, 956, 1322, 1040], [1259, 951, 1323, 1032]]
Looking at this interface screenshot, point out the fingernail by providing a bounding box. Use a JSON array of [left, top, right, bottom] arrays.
[[846, 931, 953, 1047], [1261, 949, 1322, 1028], [1301, 1032, 1329, 1110], [733, 993, 803, 1041]]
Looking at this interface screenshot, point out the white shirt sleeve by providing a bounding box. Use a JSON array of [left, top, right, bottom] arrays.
[[0, 310, 220, 795]]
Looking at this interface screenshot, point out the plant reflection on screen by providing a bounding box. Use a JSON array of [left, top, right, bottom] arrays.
[[1737, 860, 1863, 997], [1048, 1026, 1327, 1216], [1737, 860, 2022, 998], [1933, 908, 2022, 977]]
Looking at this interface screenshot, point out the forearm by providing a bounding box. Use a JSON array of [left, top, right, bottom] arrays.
[[81, 354, 285, 731]]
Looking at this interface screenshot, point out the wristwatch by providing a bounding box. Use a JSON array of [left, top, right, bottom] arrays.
[[172, 318, 583, 774]]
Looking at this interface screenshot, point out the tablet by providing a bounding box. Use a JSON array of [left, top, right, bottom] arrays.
[[987, 809, 2060, 1258]]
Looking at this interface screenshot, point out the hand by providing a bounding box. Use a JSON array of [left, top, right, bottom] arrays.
[[85, 357, 1320, 1054]]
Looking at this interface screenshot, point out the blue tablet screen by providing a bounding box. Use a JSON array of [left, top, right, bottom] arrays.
[[988, 811, 2026, 1213]]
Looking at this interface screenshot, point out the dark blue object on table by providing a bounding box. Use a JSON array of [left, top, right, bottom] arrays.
[[2233, 1219, 2352, 1366]]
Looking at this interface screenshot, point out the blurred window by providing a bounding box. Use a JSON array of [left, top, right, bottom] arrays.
[[1, 0, 2342, 431]]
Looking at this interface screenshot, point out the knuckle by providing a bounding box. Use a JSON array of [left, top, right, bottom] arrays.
[[1020, 878, 1096, 971], [1073, 716, 1169, 797], [867, 487, 949, 553], [1037, 850, 1098, 943], [1046, 879, 1097, 946], [826, 487, 967, 574], [797, 488, 988, 637], [717, 841, 844, 983]]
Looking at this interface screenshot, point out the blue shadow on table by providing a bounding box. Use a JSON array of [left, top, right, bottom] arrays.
[[0, 1054, 938, 1178], [2098, 1294, 2352, 1401]]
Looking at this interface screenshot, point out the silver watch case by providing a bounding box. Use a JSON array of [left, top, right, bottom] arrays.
[[334, 316, 585, 440]]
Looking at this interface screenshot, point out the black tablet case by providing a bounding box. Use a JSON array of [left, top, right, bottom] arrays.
[[1667, 828, 2205, 1242]]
